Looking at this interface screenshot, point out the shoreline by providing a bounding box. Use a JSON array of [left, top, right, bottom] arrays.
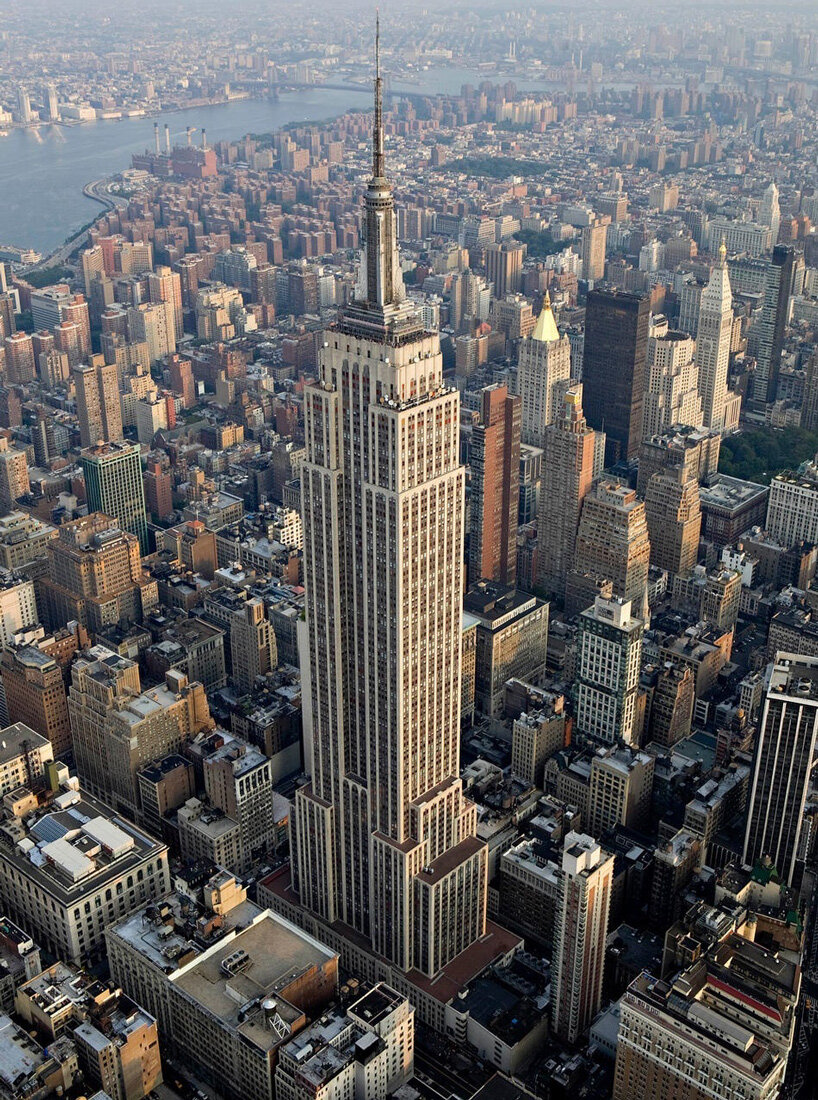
[[5, 84, 373, 262]]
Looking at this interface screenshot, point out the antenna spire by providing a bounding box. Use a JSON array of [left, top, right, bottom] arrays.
[[373, 10, 385, 179]]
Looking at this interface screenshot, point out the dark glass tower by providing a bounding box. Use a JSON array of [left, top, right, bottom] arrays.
[[752, 244, 798, 408], [582, 289, 650, 467]]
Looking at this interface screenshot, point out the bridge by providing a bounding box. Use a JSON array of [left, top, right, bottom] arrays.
[[267, 80, 434, 105]]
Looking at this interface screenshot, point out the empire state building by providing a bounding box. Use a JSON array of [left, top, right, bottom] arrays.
[[292, 21, 488, 978]]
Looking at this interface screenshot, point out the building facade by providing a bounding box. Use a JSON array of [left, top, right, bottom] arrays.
[[551, 833, 613, 1044], [574, 596, 644, 746], [80, 442, 150, 555], [468, 384, 520, 587], [743, 653, 818, 887], [536, 385, 601, 601], [582, 289, 650, 465], [696, 242, 733, 431], [516, 293, 572, 448], [292, 42, 488, 979]]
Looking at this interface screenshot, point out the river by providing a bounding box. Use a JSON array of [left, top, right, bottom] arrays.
[[0, 64, 654, 256], [0, 88, 372, 256]]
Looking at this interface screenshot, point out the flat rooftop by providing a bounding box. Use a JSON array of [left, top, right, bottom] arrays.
[[172, 911, 336, 1052], [0, 1013, 42, 1089], [464, 581, 541, 627], [0, 722, 50, 766], [110, 892, 259, 973], [699, 475, 769, 510], [768, 653, 818, 702], [260, 866, 522, 1007], [0, 788, 164, 902]]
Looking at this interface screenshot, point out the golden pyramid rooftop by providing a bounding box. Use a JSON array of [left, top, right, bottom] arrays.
[[531, 290, 560, 343]]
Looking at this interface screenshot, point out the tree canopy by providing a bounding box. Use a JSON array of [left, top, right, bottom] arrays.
[[718, 426, 818, 483]]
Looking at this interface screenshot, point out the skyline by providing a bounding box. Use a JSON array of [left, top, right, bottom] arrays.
[[0, 5, 817, 1100]]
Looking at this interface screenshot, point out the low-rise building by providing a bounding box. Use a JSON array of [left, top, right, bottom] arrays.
[[15, 961, 162, 1100], [0, 724, 54, 798], [0, 917, 41, 1013], [275, 984, 414, 1100], [108, 897, 338, 1100], [0, 772, 170, 965], [0, 1013, 78, 1100]]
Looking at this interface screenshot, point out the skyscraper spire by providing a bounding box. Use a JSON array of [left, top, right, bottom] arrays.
[[373, 9, 384, 180], [352, 13, 407, 317]]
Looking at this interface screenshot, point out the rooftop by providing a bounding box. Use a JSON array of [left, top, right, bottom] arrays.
[[172, 911, 336, 1053], [0, 723, 51, 767], [109, 885, 259, 974], [699, 475, 769, 510], [79, 440, 141, 462], [0, 512, 56, 545], [0, 784, 165, 901], [767, 652, 818, 702], [455, 974, 544, 1046], [464, 581, 542, 627]]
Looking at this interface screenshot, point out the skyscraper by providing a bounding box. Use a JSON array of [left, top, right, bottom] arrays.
[[59, 295, 92, 360], [0, 647, 72, 756], [39, 514, 152, 632], [0, 439, 29, 512], [642, 321, 702, 439], [643, 466, 701, 577], [45, 83, 59, 123], [147, 265, 184, 341], [580, 216, 608, 282], [81, 246, 106, 296], [582, 289, 650, 465], [16, 87, 31, 126], [759, 180, 781, 244], [743, 652, 818, 887], [469, 384, 520, 586], [696, 241, 733, 430], [801, 352, 818, 432], [752, 245, 798, 408], [229, 596, 278, 691], [74, 361, 123, 447], [167, 353, 195, 407], [485, 241, 525, 299], [537, 385, 600, 600], [143, 459, 173, 521], [573, 480, 651, 617], [551, 832, 614, 1044], [4, 332, 36, 385], [516, 292, 572, 448], [53, 320, 83, 367], [292, 23, 487, 978], [127, 301, 176, 363], [575, 595, 643, 745], [80, 442, 149, 555]]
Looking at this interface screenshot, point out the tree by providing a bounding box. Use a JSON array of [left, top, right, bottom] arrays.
[[718, 426, 818, 483]]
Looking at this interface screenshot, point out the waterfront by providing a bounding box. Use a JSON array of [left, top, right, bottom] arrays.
[[0, 63, 662, 257], [0, 87, 372, 256]]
